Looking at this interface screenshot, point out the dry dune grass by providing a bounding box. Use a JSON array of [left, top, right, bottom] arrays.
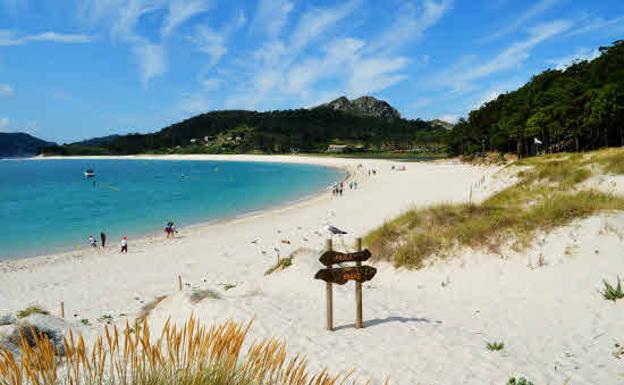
[[366, 148, 624, 268], [0, 316, 380, 385]]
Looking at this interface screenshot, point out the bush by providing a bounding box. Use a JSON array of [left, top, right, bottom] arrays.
[[506, 377, 534, 385], [486, 341, 505, 351], [265, 257, 293, 275], [16, 305, 49, 319], [601, 276, 624, 302]]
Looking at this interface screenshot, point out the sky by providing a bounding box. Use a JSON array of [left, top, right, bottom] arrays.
[[0, 0, 623, 143]]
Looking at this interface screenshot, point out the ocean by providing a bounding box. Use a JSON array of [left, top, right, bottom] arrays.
[[0, 158, 343, 260]]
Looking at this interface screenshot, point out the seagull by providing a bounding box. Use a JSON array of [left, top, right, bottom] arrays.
[[324, 224, 347, 236]]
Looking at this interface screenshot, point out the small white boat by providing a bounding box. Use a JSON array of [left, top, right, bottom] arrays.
[[84, 169, 95, 177]]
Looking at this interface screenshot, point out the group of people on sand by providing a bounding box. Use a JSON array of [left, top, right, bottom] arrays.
[[332, 180, 359, 197], [87, 220, 177, 254], [87, 232, 128, 253]]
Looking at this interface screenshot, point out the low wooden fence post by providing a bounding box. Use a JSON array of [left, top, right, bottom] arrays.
[[355, 238, 363, 329], [325, 239, 333, 331], [60, 301, 65, 319], [178, 275, 183, 291]]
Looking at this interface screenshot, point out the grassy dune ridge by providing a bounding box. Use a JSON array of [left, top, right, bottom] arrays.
[[365, 148, 624, 268]]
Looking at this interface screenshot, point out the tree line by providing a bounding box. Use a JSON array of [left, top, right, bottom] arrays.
[[42, 108, 448, 155], [448, 40, 624, 157]]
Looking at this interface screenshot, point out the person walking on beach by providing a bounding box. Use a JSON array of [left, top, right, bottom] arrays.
[[120, 236, 128, 253], [100, 231, 106, 248], [88, 235, 97, 248]]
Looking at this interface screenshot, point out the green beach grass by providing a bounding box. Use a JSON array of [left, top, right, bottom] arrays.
[[366, 148, 624, 269]]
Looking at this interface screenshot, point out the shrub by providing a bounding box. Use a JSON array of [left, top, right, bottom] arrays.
[[506, 377, 534, 385], [601, 276, 624, 302], [136, 295, 168, 322], [16, 305, 49, 319], [222, 283, 237, 291], [486, 341, 505, 351], [265, 257, 293, 275], [190, 289, 221, 304]]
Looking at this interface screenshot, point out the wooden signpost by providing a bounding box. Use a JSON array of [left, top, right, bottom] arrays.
[[315, 238, 377, 330], [314, 266, 377, 285]]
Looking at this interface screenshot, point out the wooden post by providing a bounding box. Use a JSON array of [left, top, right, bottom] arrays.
[[355, 238, 363, 329], [60, 301, 65, 319], [178, 275, 183, 291], [325, 239, 333, 331]]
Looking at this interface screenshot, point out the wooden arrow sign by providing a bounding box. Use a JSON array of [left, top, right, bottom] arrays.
[[319, 249, 372, 266], [314, 266, 377, 285]]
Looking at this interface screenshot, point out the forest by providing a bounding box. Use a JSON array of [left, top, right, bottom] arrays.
[[43, 108, 447, 156], [448, 40, 624, 157]]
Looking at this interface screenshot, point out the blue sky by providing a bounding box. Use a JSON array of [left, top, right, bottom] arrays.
[[0, 0, 623, 143]]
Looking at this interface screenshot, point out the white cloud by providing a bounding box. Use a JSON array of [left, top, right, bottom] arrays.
[[110, 1, 157, 41], [190, 9, 246, 69], [444, 20, 570, 93], [200, 77, 221, 90], [193, 25, 227, 66], [410, 98, 433, 109], [78, 0, 171, 86], [347, 57, 409, 96], [251, 0, 294, 38], [0, 117, 9, 128], [223, 1, 364, 109], [368, 0, 452, 53], [178, 92, 212, 114], [546, 47, 601, 70], [481, 0, 560, 42], [285, 38, 364, 95], [289, 0, 360, 52], [162, 0, 210, 37], [567, 15, 624, 37], [220, 0, 452, 111], [473, 21, 570, 78], [0, 30, 91, 46], [28, 32, 92, 43], [133, 42, 166, 88], [0, 84, 14, 97]]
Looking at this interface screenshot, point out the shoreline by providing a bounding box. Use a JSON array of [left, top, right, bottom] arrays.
[[0, 154, 354, 267]]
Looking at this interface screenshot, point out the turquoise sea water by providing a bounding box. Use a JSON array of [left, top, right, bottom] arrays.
[[0, 159, 342, 260]]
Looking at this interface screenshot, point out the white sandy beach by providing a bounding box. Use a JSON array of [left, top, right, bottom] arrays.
[[1, 155, 623, 385]]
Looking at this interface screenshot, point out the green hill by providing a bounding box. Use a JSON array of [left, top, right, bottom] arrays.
[[45, 97, 447, 155], [0, 132, 56, 157], [448, 40, 624, 157]]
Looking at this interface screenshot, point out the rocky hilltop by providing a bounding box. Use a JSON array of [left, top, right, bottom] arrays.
[[429, 119, 454, 130], [319, 96, 401, 119]]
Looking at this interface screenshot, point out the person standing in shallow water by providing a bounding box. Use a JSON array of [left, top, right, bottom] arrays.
[[100, 231, 106, 248], [120, 236, 128, 253]]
